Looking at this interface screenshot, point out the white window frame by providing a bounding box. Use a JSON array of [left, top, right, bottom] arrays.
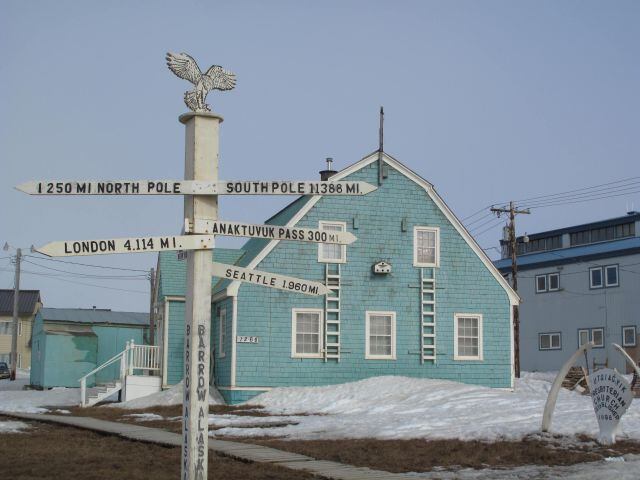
[[218, 307, 227, 358], [605, 265, 619, 287], [17, 353, 22, 369], [0, 322, 10, 335], [291, 308, 324, 358], [18, 320, 22, 337], [413, 226, 440, 267], [454, 313, 483, 361], [622, 326, 637, 347], [365, 311, 396, 360], [589, 267, 603, 289], [548, 273, 560, 291], [539, 332, 561, 350], [318, 221, 347, 263], [578, 329, 590, 348], [591, 327, 604, 348], [535, 274, 547, 293]]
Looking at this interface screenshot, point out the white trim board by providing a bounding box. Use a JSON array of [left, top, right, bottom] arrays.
[[225, 151, 519, 305]]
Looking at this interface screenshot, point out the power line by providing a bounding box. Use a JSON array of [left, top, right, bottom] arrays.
[[0, 267, 149, 294], [25, 253, 150, 273], [522, 188, 640, 210], [21, 258, 148, 280], [473, 218, 506, 237], [513, 176, 640, 204]]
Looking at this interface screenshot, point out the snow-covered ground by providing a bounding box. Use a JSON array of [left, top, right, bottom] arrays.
[[0, 420, 30, 433], [209, 374, 640, 442], [0, 369, 79, 413]]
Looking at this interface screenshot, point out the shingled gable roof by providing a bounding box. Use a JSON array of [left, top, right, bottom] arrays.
[[219, 151, 519, 305], [0, 289, 41, 316]]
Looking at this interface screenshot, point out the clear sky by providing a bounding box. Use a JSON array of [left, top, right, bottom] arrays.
[[1, 1, 638, 312]]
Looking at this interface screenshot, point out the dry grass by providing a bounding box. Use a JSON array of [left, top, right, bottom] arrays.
[[243, 436, 640, 473], [0, 417, 320, 480]]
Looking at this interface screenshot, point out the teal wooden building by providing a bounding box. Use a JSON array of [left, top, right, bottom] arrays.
[[154, 152, 519, 404], [30, 307, 149, 388]]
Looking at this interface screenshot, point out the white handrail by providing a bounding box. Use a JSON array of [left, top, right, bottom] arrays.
[[79, 342, 161, 406]]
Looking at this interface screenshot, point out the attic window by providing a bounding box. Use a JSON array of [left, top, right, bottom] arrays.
[[414, 227, 439, 267], [318, 221, 346, 263]]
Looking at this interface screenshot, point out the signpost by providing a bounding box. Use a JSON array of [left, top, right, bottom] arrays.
[[35, 234, 214, 257], [15, 52, 379, 480], [211, 262, 331, 296], [16, 179, 376, 196]]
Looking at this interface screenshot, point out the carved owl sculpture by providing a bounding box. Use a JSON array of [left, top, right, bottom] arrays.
[[166, 52, 236, 112]]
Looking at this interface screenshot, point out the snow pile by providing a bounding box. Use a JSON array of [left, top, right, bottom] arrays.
[[111, 380, 224, 409], [209, 414, 302, 428], [0, 420, 30, 433], [0, 386, 79, 414], [124, 413, 165, 421], [210, 374, 640, 441]]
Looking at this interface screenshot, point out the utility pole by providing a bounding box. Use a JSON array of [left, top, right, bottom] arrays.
[[148, 267, 156, 346], [10, 248, 22, 381], [491, 202, 530, 378]]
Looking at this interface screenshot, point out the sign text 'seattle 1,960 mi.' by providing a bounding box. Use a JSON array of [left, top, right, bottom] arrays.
[[16, 180, 376, 196]]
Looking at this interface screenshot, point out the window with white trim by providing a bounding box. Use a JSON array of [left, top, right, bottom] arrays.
[[454, 314, 483, 360], [605, 265, 619, 287], [318, 221, 346, 263], [578, 329, 590, 347], [218, 306, 227, 358], [622, 326, 637, 347], [590, 265, 619, 289], [539, 332, 561, 350], [414, 227, 439, 267], [365, 311, 396, 360], [591, 328, 604, 347], [590, 267, 603, 289], [535, 275, 547, 293], [548, 273, 560, 291], [292, 308, 323, 358], [0, 322, 11, 335]]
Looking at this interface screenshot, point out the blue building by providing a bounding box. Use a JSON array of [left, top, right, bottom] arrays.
[[494, 212, 640, 374], [154, 152, 519, 403], [30, 307, 149, 388]]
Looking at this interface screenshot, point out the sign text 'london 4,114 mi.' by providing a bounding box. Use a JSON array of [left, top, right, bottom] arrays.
[[35, 234, 215, 257]]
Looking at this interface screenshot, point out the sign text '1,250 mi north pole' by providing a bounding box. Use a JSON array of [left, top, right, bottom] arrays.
[[16, 180, 377, 196]]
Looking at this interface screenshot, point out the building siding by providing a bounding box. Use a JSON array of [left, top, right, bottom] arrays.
[[233, 161, 511, 392], [515, 252, 640, 373]]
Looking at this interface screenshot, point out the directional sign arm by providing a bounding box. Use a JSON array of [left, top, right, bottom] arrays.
[[200, 220, 356, 244], [211, 262, 331, 296], [36, 234, 214, 257], [16, 180, 377, 196]]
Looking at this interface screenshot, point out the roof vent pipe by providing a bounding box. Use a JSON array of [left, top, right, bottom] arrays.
[[319, 157, 338, 181]]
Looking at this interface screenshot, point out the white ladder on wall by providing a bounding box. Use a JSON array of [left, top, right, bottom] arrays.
[[324, 264, 341, 361], [421, 268, 436, 363]]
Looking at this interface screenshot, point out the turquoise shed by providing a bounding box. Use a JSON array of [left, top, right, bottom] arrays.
[[30, 307, 149, 388], [154, 152, 519, 403]]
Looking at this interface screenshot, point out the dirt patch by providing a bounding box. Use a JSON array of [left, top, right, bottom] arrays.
[[0, 417, 320, 480], [240, 435, 640, 473]]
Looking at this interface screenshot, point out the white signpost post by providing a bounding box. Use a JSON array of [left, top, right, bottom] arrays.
[[16, 52, 379, 480], [16, 179, 376, 196]]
